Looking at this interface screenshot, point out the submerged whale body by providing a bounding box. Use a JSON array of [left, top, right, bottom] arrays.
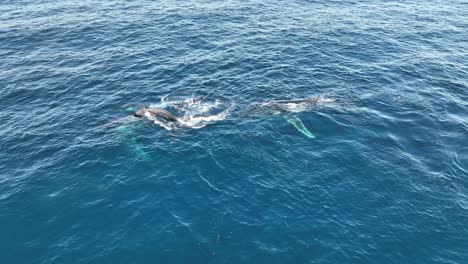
[[133, 107, 179, 122]]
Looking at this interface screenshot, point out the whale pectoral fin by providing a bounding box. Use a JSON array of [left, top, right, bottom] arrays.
[[129, 134, 150, 160], [133, 141, 150, 160], [286, 116, 316, 139], [117, 125, 150, 160]]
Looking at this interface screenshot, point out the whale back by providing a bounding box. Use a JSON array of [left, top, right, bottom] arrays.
[[145, 108, 178, 122]]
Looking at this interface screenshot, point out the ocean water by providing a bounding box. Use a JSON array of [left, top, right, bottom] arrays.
[[1, 0, 467, 263]]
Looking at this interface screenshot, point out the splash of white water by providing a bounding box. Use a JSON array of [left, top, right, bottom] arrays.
[[147, 97, 234, 130]]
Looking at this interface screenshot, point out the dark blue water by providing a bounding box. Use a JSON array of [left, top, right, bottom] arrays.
[[1, 0, 467, 263]]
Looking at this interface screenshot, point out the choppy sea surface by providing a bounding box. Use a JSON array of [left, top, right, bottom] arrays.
[[1, 0, 467, 263]]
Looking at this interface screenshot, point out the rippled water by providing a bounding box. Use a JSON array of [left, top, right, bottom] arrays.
[[1, 0, 467, 263]]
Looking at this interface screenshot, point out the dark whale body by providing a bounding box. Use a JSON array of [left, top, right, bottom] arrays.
[[133, 107, 179, 122], [247, 96, 321, 115], [269, 97, 320, 105]]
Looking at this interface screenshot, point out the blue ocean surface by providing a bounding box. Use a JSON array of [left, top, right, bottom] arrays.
[[1, 0, 467, 263]]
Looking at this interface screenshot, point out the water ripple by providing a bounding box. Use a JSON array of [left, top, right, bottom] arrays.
[[1, 0, 468, 263]]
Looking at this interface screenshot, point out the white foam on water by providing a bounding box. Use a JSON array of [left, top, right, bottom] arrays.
[[148, 101, 169, 109], [147, 97, 234, 130], [319, 97, 336, 103], [281, 102, 312, 113], [178, 103, 234, 129]]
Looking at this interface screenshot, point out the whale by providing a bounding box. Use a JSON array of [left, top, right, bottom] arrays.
[[133, 107, 179, 122], [262, 96, 320, 108], [269, 96, 320, 105], [246, 96, 321, 115]]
